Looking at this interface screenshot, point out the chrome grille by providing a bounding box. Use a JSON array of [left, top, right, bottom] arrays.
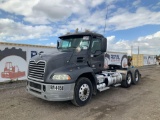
[[28, 60, 45, 81]]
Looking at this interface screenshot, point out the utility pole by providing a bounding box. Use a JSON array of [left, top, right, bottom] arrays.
[[104, 5, 108, 35], [131, 45, 133, 56], [130, 45, 133, 66], [137, 46, 140, 66]]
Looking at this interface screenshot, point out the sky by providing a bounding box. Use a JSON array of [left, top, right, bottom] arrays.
[[0, 0, 160, 55]]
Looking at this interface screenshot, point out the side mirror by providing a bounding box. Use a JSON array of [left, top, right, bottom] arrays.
[[57, 41, 59, 49], [101, 38, 107, 52]]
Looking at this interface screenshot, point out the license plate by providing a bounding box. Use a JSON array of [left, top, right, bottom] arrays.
[[51, 85, 64, 91]]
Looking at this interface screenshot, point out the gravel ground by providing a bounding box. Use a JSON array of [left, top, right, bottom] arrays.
[[0, 65, 160, 120]]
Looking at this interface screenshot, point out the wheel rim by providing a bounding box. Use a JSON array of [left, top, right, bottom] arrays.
[[79, 84, 90, 101], [135, 72, 139, 81], [127, 74, 132, 84]]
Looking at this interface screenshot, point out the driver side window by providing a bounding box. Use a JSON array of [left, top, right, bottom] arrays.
[[91, 37, 101, 53]]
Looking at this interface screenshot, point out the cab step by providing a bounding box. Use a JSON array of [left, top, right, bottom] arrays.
[[113, 83, 121, 87], [98, 87, 110, 92]]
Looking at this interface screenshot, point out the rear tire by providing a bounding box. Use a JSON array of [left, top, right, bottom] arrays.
[[72, 77, 93, 106], [121, 72, 132, 88], [132, 70, 140, 85]]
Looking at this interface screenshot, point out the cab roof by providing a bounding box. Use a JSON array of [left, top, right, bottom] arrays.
[[59, 32, 104, 38]]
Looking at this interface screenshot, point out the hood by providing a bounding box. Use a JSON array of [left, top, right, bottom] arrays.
[[30, 51, 73, 82], [30, 51, 73, 62], [28, 49, 89, 83]]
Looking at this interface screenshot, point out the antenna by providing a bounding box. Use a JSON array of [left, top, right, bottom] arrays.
[[104, 5, 108, 35]]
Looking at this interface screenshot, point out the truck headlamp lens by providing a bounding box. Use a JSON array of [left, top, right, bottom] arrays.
[[52, 74, 71, 80]]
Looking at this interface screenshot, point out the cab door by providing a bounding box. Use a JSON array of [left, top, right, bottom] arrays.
[[90, 36, 105, 73]]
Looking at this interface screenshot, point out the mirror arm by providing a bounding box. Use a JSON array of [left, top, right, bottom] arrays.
[[57, 41, 60, 49]]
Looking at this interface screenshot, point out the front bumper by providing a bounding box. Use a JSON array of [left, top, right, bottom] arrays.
[[26, 80, 75, 101]]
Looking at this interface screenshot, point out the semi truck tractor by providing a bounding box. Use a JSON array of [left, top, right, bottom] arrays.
[[26, 32, 140, 106]]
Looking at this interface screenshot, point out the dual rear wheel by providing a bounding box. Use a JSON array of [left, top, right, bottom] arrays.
[[121, 70, 140, 88]]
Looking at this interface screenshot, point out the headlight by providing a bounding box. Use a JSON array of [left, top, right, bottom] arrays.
[[52, 74, 71, 80]]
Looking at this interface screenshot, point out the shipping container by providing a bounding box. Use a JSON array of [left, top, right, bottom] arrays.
[[132, 54, 156, 67]]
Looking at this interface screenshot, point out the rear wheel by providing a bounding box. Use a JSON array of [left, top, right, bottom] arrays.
[[132, 70, 140, 85], [72, 77, 93, 106], [121, 72, 132, 88]]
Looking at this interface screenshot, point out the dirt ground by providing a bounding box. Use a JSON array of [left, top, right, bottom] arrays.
[[0, 65, 160, 120]]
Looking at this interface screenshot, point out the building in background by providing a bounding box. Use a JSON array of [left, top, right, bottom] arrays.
[[132, 54, 156, 67], [105, 51, 128, 68], [0, 42, 56, 82]]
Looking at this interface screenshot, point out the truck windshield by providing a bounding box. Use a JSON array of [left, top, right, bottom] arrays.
[[58, 35, 90, 51]]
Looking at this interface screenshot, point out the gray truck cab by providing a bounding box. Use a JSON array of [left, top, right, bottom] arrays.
[[26, 32, 140, 106]]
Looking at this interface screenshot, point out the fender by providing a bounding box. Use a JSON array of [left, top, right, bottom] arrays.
[[45, 64, 97, 85]]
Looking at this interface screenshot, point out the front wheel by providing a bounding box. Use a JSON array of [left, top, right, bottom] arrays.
[[72, 77, 93, 106]]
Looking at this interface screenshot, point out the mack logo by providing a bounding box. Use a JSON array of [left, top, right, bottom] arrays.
[[30, 60, 43, 64], [32, 60, 39, 64]]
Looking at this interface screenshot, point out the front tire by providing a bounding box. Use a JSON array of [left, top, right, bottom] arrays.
[[72, 77, 93, 106]]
